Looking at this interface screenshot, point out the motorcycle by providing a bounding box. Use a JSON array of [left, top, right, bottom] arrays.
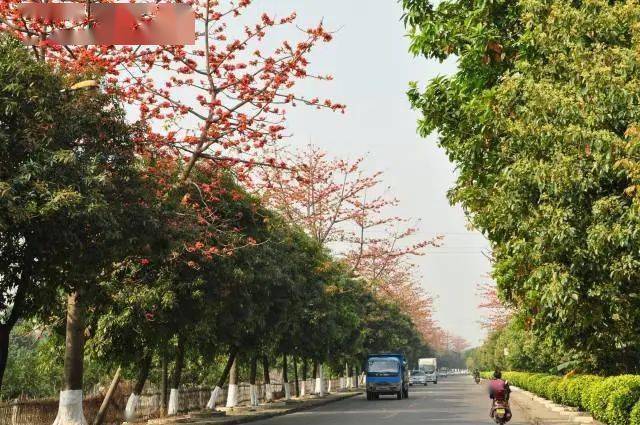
[[474, 375, 480, 384], [491, 400, 512, 424]]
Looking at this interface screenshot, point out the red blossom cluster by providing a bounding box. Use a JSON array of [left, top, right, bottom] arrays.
[[0, 0, 346, 261], [0, 0, 344, 176]]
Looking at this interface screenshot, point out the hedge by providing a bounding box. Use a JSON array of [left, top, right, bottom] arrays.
[[482, 371, 640, 425], [631, 401, 640, 425]]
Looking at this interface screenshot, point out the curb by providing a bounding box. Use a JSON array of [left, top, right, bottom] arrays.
[[221, 392, 362, 425], [151, 391, 362, 425]]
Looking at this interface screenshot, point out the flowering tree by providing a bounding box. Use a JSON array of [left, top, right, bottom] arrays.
[[450, 335, 470, 353], [256, 145, 442, 347], [0, 0, 344, 179], [477, 282, 512, 331], [1, 2, 344, 423], [257, 145, 439, 265]]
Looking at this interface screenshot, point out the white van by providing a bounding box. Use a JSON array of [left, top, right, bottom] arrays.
[[418, 358, 438, 384]]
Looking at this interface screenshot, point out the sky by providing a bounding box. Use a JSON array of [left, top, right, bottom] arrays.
[[242, 0, 494, 346]]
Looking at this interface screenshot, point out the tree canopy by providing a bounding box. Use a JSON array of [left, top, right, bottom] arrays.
[[405, 0, 640, 373]]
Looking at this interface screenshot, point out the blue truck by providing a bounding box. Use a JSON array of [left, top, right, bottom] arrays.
[[365, 353, 409, 400]]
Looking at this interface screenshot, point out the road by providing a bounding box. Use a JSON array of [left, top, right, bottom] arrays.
[[253, 376, 529, 425]]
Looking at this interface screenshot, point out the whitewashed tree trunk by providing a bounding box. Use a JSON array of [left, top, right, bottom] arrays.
[[264, 383, 273, 402], [316, 364, 324, 396], [284, 382, 291, 400], [250, 384, 259, 406], [226, 384, 238, 408], [206, 386, 221, 409], [167, 389, 179, 415], [300, 380, 306, 397], [52, 390, 87, 425], [124, 393, 140, 421], [327, 378, 332, 393]]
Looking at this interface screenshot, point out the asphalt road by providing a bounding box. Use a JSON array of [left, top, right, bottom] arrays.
[[253, 375, 529, 425]]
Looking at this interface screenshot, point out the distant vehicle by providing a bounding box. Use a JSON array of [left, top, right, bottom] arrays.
[[365, 353, 409, 400], [439, 367, 449, 377], [409, 370, 428, 386], [418, 358, 438, 384]]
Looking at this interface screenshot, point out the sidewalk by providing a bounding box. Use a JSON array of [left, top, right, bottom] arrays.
[[141, 391, 362, 425], [510, 386, 603, 425]]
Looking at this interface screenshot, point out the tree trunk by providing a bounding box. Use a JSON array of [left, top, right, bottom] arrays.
[[168, 337, 185, 415], [63, 291, 85, 390], [217, 349, 238, 388], [262, 354, 272, 402], [135, 354, 152, 394], [226, 356, 238, 408], [161, 352, 168, 416], [312, 360, 318, 394], [0, 262, 28, 393], [53, 290, 87, 425], [207, 349, 237, 409], [0, 325, 10, 394], [293, 357, 299, 397], [315, 363, 324, 396], [125, 353, 152, 421], [340, 362, 349, 390], [300, 359, 308, 397], [348, 364, 353, 388], [282, 354, 290, 400], [249, 354, 258, 406], [354, 365, 359, 388]]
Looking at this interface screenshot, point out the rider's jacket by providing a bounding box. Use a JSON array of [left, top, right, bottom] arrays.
[[489, 379, 510, 401]]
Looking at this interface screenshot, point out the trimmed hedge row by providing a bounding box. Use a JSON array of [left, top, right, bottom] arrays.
[[481, 372, 640, 425]]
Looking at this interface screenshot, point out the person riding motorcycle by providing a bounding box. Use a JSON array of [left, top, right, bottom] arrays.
[[489, 370, 512, 422], [473, 368, 480, 383]]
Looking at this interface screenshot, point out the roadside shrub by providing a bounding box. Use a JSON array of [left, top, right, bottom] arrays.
[[586, 376, 640, 423], [630, 400, 640, 425], [553, 377, 573, 404], [503, 372, 530, 390], [563, 375, 603, 410], [604, 377, 640, 425], [527, 374, 560, 399], [540, 376, 562, 400], [492, 371, 640, 424]]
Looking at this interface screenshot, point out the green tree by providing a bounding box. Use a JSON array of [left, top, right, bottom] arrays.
[[0, 36, 160, 425], [405, 0, 640, 373]]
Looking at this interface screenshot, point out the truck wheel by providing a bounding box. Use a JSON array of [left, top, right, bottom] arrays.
[[404, 388, 409, 398], [366, 391, 372, 401], [397, 391, 403, 400]]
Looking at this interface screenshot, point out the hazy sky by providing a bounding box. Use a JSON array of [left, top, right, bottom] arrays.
[[236, 0, 493, 346]]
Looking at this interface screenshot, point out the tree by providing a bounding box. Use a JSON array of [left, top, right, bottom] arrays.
[[1, 5, 345, 417], [404, 0, 640, 372], [0, 0, 344, 180], [256, 145, 441, 347], [0, 36, 156, 425]]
